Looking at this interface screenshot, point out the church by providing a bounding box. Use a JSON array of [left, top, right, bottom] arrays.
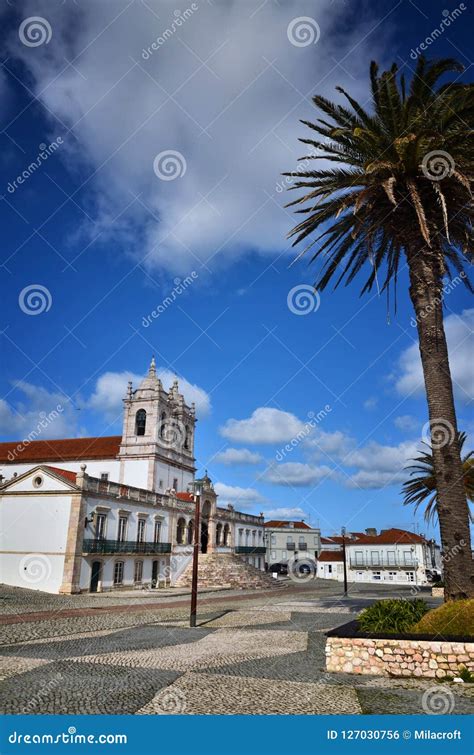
[[0, 359, 269, 594]]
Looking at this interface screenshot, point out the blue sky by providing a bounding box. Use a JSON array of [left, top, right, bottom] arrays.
[[0, 0, 472, 539]]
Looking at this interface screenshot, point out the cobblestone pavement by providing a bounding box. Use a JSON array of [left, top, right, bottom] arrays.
[[2, 583, 470, 715]]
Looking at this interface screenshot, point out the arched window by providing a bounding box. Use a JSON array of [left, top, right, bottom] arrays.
[[135, 409, 146, 436], [223, 524, 230, 547], [216, 522, 222, 546], [184, 425, 190, 450], [176, 517, 186, 545], [187, 520, 194, 545], [160, 412, 167, 439]]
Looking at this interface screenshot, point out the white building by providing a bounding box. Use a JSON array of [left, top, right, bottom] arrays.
[[318, 528, 442, 585], [0, 360, 266, 593], [264, 520, 321, 574]]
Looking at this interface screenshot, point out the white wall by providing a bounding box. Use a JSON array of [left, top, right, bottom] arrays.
[[0, 489, 72, 593]]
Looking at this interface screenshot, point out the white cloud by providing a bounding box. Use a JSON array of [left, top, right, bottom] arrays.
[[395, 309, 474, 403], [214, 482, 265, 507], [394, 415, 419, 432], [363, 397, 378, 410], [88, 368, 211, 421], [0, 382, 80, 440], [343, 439, 420, 489], [220, 407, 304, 444], [304, 429, 353, 460], [214, 447, 262, 465], [6, 0, 387, 275], [263, 507, 308, 521], [263, 462, 335, 486]]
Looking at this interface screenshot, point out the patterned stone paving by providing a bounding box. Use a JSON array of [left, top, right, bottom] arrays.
[[0, 585, 471, 716]]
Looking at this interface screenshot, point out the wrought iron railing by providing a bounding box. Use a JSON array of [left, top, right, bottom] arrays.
[[83, 539, 172, 555], [234, 546, 266, 555]]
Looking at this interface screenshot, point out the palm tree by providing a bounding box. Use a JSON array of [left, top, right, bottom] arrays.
[[403, 432, 474, 525], [285, 57, 473, 600]]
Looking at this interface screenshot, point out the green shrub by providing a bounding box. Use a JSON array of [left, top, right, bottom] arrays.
[[358, 599, 429, 634], [412, 599, 474, 637]]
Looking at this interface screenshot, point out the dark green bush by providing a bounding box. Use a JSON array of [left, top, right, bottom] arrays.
[[358, 599, 428, 633]]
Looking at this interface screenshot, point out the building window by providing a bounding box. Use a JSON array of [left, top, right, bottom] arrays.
[[328, 565, 332, 574], [176, 517, 186, 545], [160, 413, 167, 439], [372, 571, 381, 580], [314, 536, 318, 544], [355, 550, 364, 565], [100, 473, 109, 482], [216, 522, 222, 546], [158, 479, 164, 489], [154, 521, 162, 544], [282, 550, 287, 559], [403, 551, 413, 565], [388, 571, 397, 581], [137, 519, 146, 543], [270, 551, 276, 561], [406, 571, 415, 582], [371, 551, 380, 565], [117, 516, 127, 542], [135, 409, 147, 436], [95, 514, 106, 540], [113, 561, 124, 585], [134, 561, 143, 584], [187, 520, 194, 545], [173, 478, 178, 491], [271, 535, 276, 545], [33, 475, 43, 488], [387, 550, 396, 565], [184, 425, 190, 450]]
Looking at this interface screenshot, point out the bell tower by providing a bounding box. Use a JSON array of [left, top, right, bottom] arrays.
[[118, 358, 196, 492]]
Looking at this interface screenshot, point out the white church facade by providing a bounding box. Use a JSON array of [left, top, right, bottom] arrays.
[[0, 360, 266, 594]]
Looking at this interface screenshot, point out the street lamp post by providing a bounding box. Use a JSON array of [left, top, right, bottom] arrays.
[[341, 526, 348, 598], [190, 484, 201, 628]]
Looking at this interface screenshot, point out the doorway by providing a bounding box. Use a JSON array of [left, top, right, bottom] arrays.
[[201, 521, 209, 553], [152, 560, 159, 588], [90, 561, 102, 592]]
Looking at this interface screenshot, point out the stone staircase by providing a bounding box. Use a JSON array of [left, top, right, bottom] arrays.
[[174, 553, 283, 590]]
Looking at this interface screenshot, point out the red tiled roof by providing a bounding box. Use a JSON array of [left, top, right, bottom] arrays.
[[0, 436, 121, 463], [45, 466, 78, 484], [318, 551, 344, 562], [347, 528, 426, 545], [176, 492, 194, 502], [264, 520, 310, 529]]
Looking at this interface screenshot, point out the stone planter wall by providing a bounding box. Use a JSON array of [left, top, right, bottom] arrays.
[[326, 636, 474, 678]]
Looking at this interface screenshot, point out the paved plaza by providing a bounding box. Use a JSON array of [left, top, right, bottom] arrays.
[[0, 582, 472, 715]]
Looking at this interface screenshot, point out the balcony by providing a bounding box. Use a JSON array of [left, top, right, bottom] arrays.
[[235, 546, 266, 555], [298, 543, 308, 550], [83, 539, 172, 555], [286, 543, 296, 550], [349, 556, 417, 569]]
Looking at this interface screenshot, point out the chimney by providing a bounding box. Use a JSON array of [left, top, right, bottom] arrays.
[[365, 527, 377, 536]]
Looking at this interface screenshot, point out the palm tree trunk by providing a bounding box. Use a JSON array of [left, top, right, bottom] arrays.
[[406, 245, 473, 601]]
